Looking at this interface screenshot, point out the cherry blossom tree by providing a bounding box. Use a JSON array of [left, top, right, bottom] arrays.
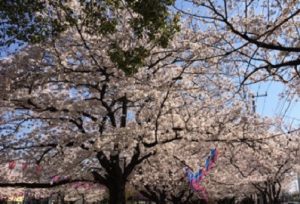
[[1, 1, 299, 204], [210, 120, 300, 204], [0, 10, 203, 203], [175, 0, 300, 86], [0, 1, 182, 203], [129, 91, 276, 203], [131, 142, 196, 204], [0, 16, 259, 203]]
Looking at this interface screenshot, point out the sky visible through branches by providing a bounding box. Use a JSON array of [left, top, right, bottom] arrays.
[[174, 0, 300, 128]]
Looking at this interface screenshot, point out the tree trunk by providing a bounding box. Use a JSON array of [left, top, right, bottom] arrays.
[[217, 197, 235, 204], [262, 193, 267, 204], [81, 194, 85, 204], [157, 197, 167, 204], [170, 198, 181, 204], [58, 192, 65, 204], [272, 196, 280, 204], [108, 181, 126, 204]]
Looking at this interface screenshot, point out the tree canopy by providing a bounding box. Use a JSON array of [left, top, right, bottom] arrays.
[[1, 1, 300, 204]]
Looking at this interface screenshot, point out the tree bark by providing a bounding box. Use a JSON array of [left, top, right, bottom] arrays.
[[58, 192, 65, 204], [262, 193, 267, 204], [108, 181, 126, 204]]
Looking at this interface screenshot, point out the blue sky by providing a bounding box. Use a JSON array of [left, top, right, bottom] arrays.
[[251, 82, 300, 127]]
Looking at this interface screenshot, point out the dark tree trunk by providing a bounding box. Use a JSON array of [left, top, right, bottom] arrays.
[[240, 197, 255, 204], [168, 189, 194, 204], [170, 198, 182, 204], [217, 197, 235, 204], [262, 193, 267, 204], [58, 192, 65, 204], [273, 195, 281, 203], [93, 143, 155, 204], [81, 194, 85, 204], [139, 186, 167, 204], [108, 181, 126, 204], [157, 195, 167, 204]]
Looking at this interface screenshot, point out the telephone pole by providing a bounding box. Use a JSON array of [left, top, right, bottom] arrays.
[[250, 92, 267, 113]]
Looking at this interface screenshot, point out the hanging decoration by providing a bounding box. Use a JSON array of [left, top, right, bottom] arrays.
[[4, 161, 100, 193], [21, 162, 28, 171], [35, 164, 43, 174], [6, 161, 43, 173], [8, 161, 16, 170], [182, 148, 218, 202], [72, 182, 93, 190], [50, 175, 69, 185], [204, 148, 218, 172], [50, 175, 61, 185]]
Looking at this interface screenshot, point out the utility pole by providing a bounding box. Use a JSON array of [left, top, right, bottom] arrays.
[[250, 92, 267, 204], [297, 172, 300, 201], [250, 92, 267, 113]]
